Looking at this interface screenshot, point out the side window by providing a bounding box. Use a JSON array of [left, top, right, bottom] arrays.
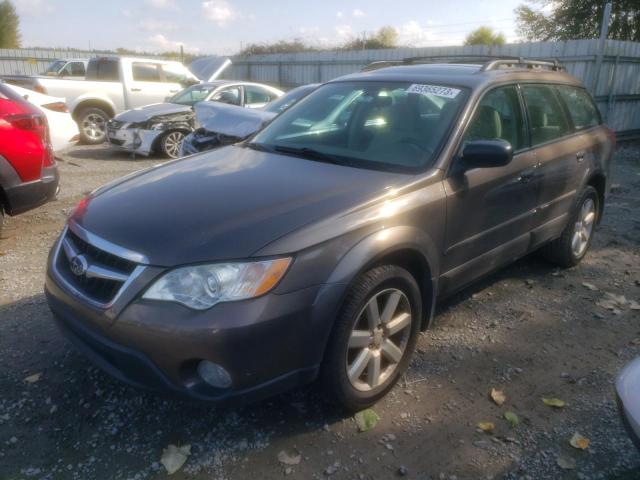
[[132, 62, 162, 82], [86, 59, 119, 81], [69, 62, 85, 76], [161, 64, 187, 83], [210, 86, 241, 106], [521, 85, 571, 145], [464, 85, 525, 150], [244, 85, 274, 106], [555, 85, 601, 130]]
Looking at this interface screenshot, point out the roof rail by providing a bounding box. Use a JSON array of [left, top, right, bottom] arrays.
[[361, 55, 564, 72]]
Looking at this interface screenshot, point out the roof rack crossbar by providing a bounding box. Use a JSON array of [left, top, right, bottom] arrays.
[[361, 55, 564, 72]]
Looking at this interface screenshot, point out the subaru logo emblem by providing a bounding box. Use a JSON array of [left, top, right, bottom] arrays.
[[70, 255, 88, 276]]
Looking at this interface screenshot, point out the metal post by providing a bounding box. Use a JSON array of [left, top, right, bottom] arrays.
[[592, 2, 612, 94], [180, 45, 184, 63]]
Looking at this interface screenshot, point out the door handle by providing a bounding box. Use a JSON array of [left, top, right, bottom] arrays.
[[576, 151, 585, 162], [130, 88, 141, 92], [518, 172, 534, 183]]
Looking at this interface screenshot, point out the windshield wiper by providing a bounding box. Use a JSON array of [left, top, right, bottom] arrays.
[[243, 142, 274, 153], [272, 145, 347, 165]]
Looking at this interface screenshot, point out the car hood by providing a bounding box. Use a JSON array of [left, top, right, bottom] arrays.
[[73, 146, 404, 266], [114, 103, 192, 123], [195, 101, 275, 137]]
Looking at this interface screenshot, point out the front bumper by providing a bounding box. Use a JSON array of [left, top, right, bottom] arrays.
[[3, 164, 59, 215], [45, 251, 345, 403], [107, 127, 163, 156]]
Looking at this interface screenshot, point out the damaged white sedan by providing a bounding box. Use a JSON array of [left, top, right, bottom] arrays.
[[106, 81, 283, 158]]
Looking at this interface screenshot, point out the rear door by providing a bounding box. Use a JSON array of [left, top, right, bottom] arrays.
[[520, 84, 582, 244], [441, 84, 538, 293], [124, 61, 183, 109]]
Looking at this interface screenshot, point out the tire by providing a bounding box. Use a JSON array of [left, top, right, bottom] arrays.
[[159, 131, 186, 159], [542, 186, 599, 268], [320, 265, 422, 411], [0, 206, 4, 238], [77, 107, 110, 144]]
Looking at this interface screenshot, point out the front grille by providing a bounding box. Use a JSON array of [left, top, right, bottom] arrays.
[[56, 229, 137, 305]]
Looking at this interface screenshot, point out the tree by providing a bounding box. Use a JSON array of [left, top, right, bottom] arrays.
[[0, 0, 21, 48], [342, 26, 398, 50], [464, 26, 506, 46], [239, 39, 315, 56], [515, 0, 640, 42]]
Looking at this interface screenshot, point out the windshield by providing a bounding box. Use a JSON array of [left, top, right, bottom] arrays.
[[251, 81, 467, 172], [263, 85, 316, 114], [42, 60, 66, 75], [169, 84, 216, 106]]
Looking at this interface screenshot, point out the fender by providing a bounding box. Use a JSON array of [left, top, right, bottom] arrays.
[[71, 93, 117, 118]]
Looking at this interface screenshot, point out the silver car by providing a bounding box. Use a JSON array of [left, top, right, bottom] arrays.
[[617, 357, 640, 450]]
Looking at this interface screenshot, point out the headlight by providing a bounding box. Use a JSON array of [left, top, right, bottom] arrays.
[[142, 258, 292, 310]]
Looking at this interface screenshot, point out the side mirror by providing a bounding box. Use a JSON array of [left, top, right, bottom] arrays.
[[462, 139, 513, 168]]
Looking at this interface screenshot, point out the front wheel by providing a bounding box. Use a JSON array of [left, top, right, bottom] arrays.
[[77, 107, 110, 144], [160, 131, 185, 159], [542, 186, 599, 267], [321, 265, 422, 411]]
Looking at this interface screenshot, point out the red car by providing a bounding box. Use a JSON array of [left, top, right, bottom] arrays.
[[0, 83, 59, 234]]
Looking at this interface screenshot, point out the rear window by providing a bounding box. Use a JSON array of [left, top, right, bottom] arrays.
[[521, 84, 571, 146], [86, 59, 120, 82], [132, 63, 162, 82], [555, 85, 601, 130]]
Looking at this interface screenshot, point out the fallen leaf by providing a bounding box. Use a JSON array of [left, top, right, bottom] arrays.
[[24, 372, 42, 384], [556, 454, 576, 470], [630, 300, 640, 311], [490, 388, 506, 406], [569, 432, 590, 450], [542, 397, 566, 408], [504, 411, 519, 428], [476, 422, 495, 433], [597, 292, 629, 312], [354, 409, 380, 432], [582, 282, 598, 291], [277, 449, 301, 466], [160, 444, 191, 475]]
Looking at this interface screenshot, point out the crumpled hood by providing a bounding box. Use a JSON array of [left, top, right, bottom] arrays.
[[114, 103, 192, 123], [74, 146, 403, 266], [195, 101, 275, 137]]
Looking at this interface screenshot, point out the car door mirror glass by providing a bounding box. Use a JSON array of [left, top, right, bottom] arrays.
[[462, 139, 513, 168]]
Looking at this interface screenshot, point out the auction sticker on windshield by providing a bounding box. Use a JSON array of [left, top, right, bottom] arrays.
[[407, 84, 461, 99]]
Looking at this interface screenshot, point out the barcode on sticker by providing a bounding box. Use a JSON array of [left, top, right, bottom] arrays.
[[406, 84, 461, 99]]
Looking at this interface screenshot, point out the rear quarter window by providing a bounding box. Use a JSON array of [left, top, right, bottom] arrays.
[[555, 85, 601, 130]]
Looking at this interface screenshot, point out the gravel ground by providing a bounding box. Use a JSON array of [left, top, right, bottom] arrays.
[[0, 143, 639, 480]]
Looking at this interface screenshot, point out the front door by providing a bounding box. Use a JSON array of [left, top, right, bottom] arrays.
[[440, 84, 538, 294]]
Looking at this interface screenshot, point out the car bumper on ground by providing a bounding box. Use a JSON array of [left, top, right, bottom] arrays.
[[107, 126, 163, 157], [45, 244, 345, 403], [3, 164, 59, 215]]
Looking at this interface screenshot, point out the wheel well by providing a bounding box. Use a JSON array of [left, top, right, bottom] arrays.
[[153, 128, 191, 152], [586, 173, 606, 223], [370, 249, 435, 331], [72, 101, 115, 121]]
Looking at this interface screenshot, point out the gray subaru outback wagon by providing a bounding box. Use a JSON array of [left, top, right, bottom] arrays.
[[46, 57, 614, 410]]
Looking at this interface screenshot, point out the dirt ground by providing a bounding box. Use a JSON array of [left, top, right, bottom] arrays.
[[0, 143, 639, 480]]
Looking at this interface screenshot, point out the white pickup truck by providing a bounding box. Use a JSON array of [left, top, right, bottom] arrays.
[[25, 56, 216, 144]]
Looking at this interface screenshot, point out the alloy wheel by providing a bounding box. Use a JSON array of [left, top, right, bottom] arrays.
[[346, 288, 412, 392], [82, 113, 106, 142], [163, 131, 184, 158], [571, 197, 596, 257]]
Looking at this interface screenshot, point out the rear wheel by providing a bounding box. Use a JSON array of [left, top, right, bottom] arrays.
[[321, 265, 422, 411], [160, 131, 185, 159], [542, 186, 599, 267], [77, 107, 110, 144]]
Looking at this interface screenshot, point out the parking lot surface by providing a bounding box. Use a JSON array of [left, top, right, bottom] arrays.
[[1, 144, 639, 480]]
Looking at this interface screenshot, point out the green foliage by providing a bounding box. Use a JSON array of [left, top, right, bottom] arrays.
[[515, 0, 640, 41], [239, 39, 316, 56], [342, 26, 398, 50], [464, 26, 506, 46], [0, 0, 21, 48]]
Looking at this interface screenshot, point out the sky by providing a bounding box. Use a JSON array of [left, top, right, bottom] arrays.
[[13, 0, 529, 55]]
